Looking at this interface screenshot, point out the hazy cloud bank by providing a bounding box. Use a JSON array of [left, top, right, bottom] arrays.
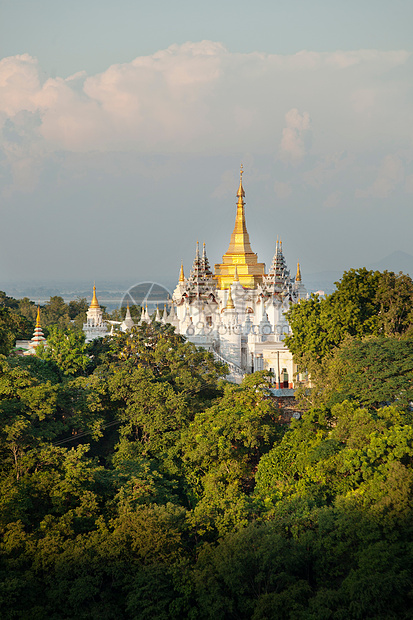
[[1, 43, 411, 159], [0, 43, 412, 283]]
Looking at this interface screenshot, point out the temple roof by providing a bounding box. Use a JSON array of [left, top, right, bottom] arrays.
[[214, 166, 265, 289]]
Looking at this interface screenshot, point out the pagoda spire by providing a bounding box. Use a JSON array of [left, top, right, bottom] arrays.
[[35, 305, 41, 328], [233, 264, 240, 282], [296, 262, 302, 282], [179, 262, 185, 283], [226, 165, 253, 256], [237, 164, 245, 205], [90, 283, 100, 309], [202, 241, 212, 276], [214, 166, 265, 289], [226, 287, 235, 310], [29, 306, 46, 350]]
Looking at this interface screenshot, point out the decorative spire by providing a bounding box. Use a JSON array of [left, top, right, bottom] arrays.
[[226, 287, 235, 310], [214, 166, 266, 290], [35, 305, 41, 328], [225, 167, 254, 255], [90, 283, 100, 309], [202, 241, 213, 276], [30, 306, 46, 350], [233, 265, 240, 282], [179, 262, 185, 283], [237, 164, 245, 206], [296, 262, 302, 282]]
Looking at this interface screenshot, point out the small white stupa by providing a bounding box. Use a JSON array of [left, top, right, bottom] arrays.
[[25, 306, 46, 354], [83, 284, 109, 342], [120, 303, 135, 331]]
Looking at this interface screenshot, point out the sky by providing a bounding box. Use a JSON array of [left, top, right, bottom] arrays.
[[1, 0, 413, 290]]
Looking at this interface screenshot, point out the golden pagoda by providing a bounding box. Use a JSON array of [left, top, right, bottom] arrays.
[[90, 283, 100, 309], [214, 166, 266, 289]]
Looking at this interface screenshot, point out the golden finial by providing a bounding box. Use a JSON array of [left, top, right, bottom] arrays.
[[226, 287, 235, 310], [35, 305, 41, 328], [233, 265, 240, 282], [296, 261, 302, 282], [90, 283, 100, 309], [179, 261, 185, 283], [237, 164, 245, 203]]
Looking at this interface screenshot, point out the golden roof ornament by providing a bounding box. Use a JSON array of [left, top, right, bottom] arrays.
[[226, 286, 235, 310], [237, 164, 245, 205], [35, 305, 41, 328], [296, 261, 302, 282], [90, 283, 100, 309], [179, 262, 185, 283], [214, 166, 266, 289]]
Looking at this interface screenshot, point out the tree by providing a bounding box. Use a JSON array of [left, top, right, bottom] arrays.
[[0, 307, 31, 354], [320, 336, 413, 410], [42, 296, 71, 331], [36, 327, 88, 376], [286, 268, 413, 368]]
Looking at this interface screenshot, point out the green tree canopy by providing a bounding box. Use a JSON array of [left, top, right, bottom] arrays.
[[36, 326, 89, 377], [286, 268, 413, 367]]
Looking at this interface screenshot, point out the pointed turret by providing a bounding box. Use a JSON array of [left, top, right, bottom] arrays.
[[179, 262, 185, 283], [90, 283, 100, 309], [35, 305, 41, 328], [121, 303, 135, 331], [215, 166, 265, 289], [293, 260, 307, 300], [233, 264, 239, 282], [202, 242, 213, 277], [29, 306, 46, 351], [296, 262, 302, 282], [263, 238, 292, 297], [84, 283, 106, 341], [225, 287, 235, 310]]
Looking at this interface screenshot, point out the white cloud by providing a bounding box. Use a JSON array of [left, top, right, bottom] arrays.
[[0, 43, 411, 176], [0, 54, 40, 118], [279, 108, 311, 163]]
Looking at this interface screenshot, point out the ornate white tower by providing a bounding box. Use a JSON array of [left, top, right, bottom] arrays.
[[83, 284, 108, 342]]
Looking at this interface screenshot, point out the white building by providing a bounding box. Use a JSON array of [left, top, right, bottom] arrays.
[[83, 285, 109, 342], [165, 168, 307, 387]]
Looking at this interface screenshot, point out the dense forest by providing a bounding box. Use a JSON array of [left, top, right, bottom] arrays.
[[1, 269, 413, 619]]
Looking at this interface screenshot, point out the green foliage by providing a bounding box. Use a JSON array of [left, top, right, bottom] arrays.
[[0, 307, 31, 354], [321, 336, 413, 410], [1, 318, 413, 617], [36, 326, 89, 376], [286, 268, 413, 368]]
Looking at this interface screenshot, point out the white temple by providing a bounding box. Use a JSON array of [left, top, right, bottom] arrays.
[[163, 168, 307, 387], [83, 285, 109, 342]]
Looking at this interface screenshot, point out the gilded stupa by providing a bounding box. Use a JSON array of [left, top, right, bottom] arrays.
[[214, 166, 266, 289], [28, 306, 46, 351]]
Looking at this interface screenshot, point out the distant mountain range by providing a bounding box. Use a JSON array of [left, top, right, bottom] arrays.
[[305, 251, 413, 295]]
